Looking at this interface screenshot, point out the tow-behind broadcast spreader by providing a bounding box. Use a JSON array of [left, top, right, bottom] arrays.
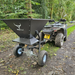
[[1, 18, 49, 66]]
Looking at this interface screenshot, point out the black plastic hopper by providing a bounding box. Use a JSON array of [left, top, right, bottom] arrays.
[[1, 18, 49, 45]]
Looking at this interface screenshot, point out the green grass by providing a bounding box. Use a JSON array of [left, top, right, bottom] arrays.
[[67, 25, 75, 36], [0, 29, 18, 52], [41, 41, 59, 57]]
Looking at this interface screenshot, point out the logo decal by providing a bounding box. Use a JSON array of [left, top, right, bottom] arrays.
[[13, 23, 24, 31]]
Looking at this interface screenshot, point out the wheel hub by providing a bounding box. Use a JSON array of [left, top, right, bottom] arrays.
[[17, 48, 22, 54], [43, 55, 47, 63]]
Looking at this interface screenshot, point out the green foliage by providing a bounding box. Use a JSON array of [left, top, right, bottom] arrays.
[[0, 0, 75, 28], [0, 21, 8, 29], [31, 1, 40, 5], [28, 13, 42, 18]]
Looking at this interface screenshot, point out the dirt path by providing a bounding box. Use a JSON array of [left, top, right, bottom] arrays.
[[44, 30, 75, 75], [0, 30, 75, 75]]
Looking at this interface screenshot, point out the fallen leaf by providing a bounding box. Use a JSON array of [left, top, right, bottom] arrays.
[[10, 65, 12, 68], [1, 66, 7, 69], [12, 70, 16, 74], [63, 59, 65, 61], [16, 74, 18, 75], [0, 60, 5, 63], [16, 70, 19, 75], [54, 53, 57, 56], [17, 70, 19, 73], [66, 56, 68, 58]]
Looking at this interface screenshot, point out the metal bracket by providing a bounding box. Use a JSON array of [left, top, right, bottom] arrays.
[[22, 50, 37, 57]]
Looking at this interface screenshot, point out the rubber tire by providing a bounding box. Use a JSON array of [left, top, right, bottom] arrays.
[[13, 45, 23, 57], [64, 36, 67, 41], [55, 33, 64, 47], [38, 50, 48, 67], [64, 32, 67, 41]]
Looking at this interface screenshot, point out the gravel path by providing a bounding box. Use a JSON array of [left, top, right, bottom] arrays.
[[0, 30, 75, 75], [44, 30, 75, 75]]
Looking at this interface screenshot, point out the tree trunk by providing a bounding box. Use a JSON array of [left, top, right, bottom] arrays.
[[26, 0, 32, 18], [50, 4, 53, 19]]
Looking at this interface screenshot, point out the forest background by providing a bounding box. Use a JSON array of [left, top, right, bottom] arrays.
[[0, 0, 75, 28]]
